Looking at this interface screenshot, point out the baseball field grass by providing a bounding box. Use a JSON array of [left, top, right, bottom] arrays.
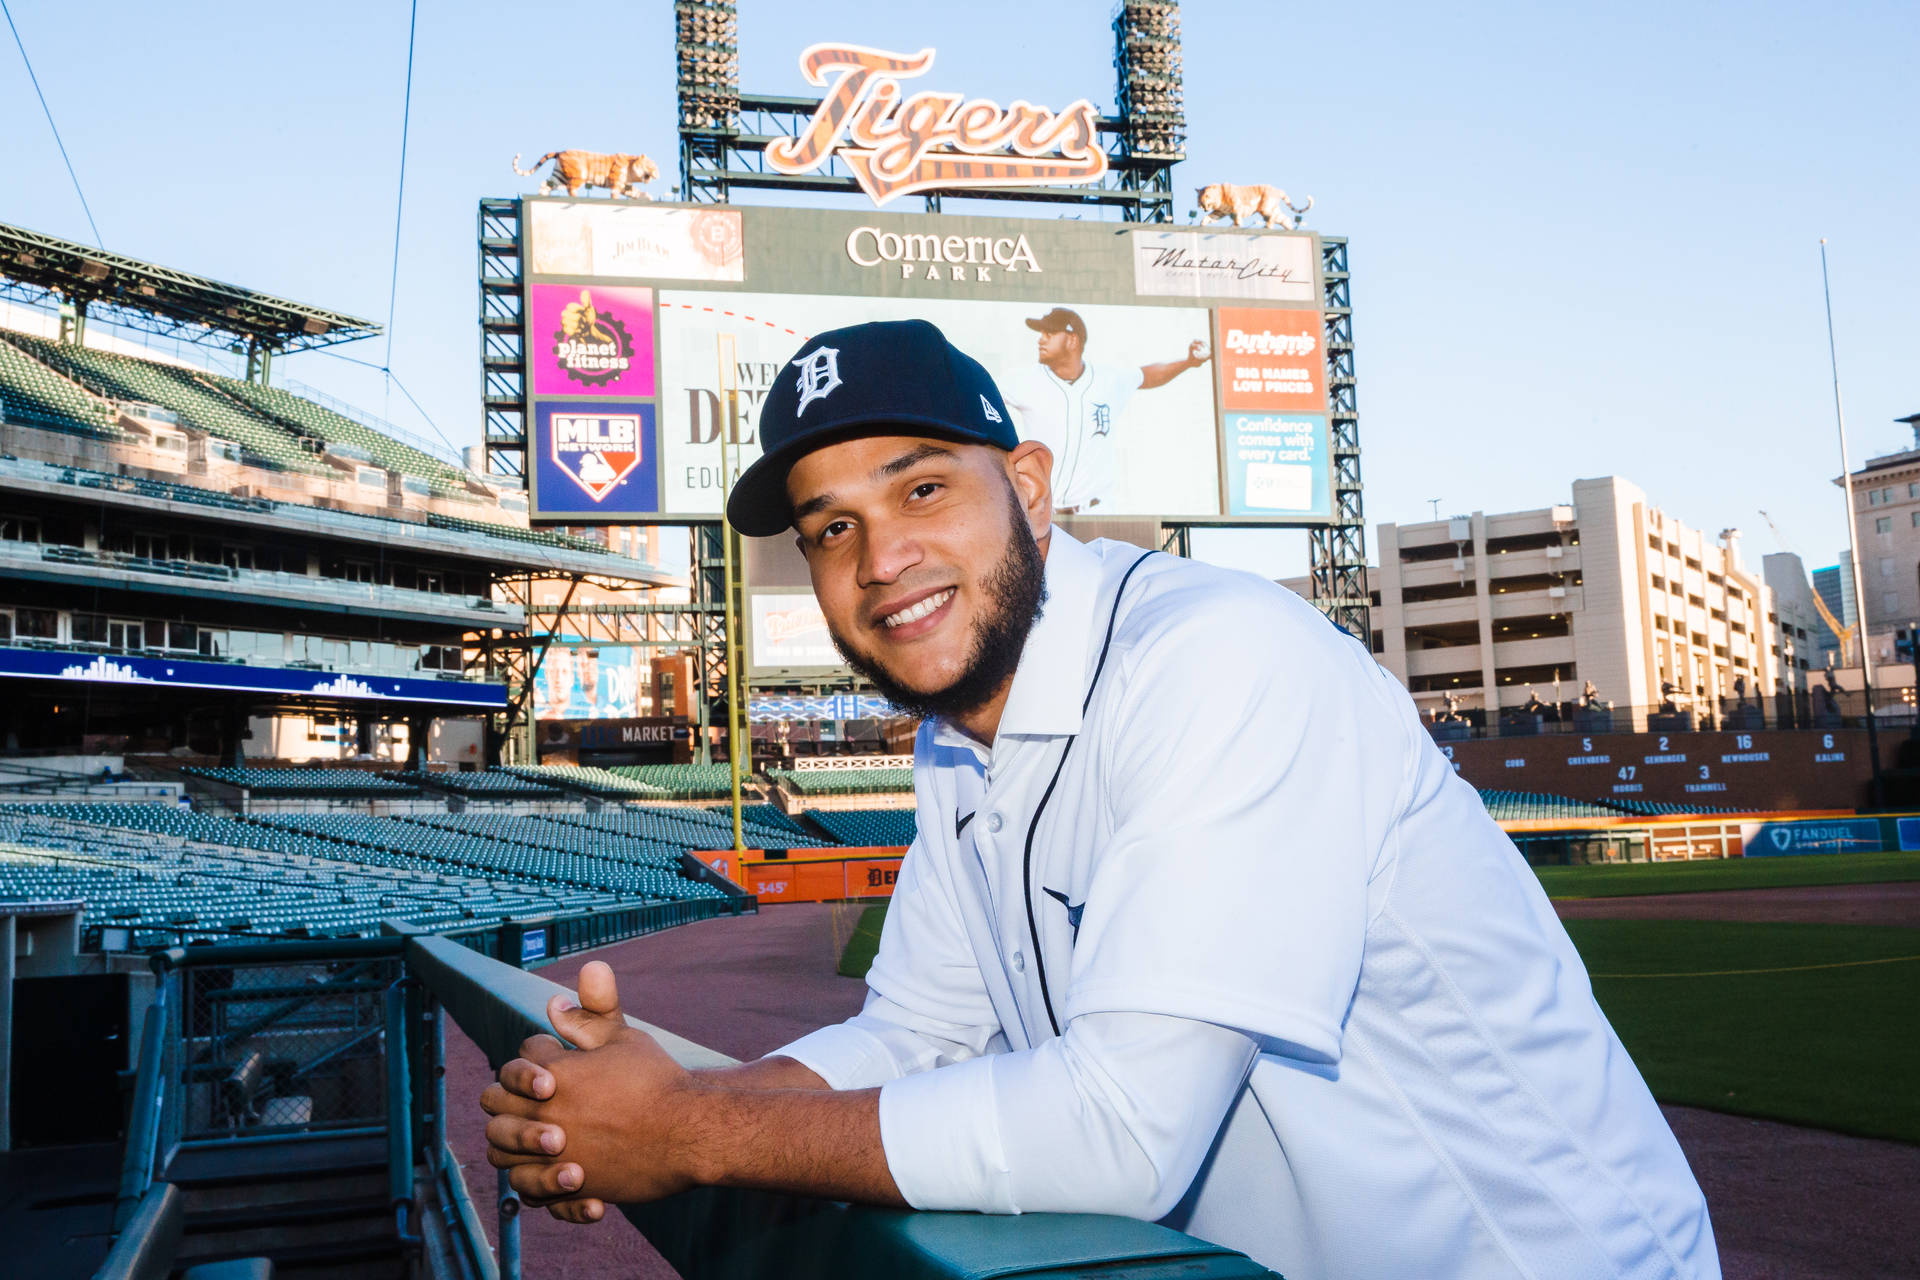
[[1535, 849, 1920, 898], [837, 882, 1920, 1142], [1566, 919, 1920, 1143], [837, 903, 888, 978]]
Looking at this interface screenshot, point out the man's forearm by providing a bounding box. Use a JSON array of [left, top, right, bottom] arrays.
[[692, 1055, 830, 1091], [1139, 357, 1198, 389], [677, 1081, 907, 1207]]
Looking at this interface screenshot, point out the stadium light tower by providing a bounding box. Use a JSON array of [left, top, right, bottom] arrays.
[[676, 0, 740, 202], [1112, 1, 1185, 222]]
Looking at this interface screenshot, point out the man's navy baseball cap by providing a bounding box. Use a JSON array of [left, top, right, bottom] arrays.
[[725, 319, 1019, 537]]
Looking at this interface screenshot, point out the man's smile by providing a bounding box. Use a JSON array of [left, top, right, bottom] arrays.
[[877, 587, 957, 636]]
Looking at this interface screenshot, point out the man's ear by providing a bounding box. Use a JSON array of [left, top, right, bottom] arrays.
[[1006, 441, 1054, 540]]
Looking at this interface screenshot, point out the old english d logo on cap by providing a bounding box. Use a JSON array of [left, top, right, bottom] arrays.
[[792, 346, 843, 416], [551, 410, 643, 502]]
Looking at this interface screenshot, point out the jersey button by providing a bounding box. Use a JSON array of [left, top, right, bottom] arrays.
[[987, 812, 1005, 834], [1011, 950, 1026, 973]]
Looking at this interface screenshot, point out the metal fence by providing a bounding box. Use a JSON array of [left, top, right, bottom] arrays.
[[165, 941, 402, 1143]]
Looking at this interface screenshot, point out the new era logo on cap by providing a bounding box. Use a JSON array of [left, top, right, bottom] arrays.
[[981, 394, 1003, 424]]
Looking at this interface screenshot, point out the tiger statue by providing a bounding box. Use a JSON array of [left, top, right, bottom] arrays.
[[1196, 183, 1314, 230], [512, 150, 660, 199]]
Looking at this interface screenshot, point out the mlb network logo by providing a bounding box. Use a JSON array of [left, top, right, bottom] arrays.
[[552, 411, 644, 501], [536, 401, 659, 515]]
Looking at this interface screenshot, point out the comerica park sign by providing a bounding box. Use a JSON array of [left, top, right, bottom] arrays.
[[765, 43, 1108, 206]]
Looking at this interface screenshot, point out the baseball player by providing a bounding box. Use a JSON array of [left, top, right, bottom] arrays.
[[480, 320, 1719, 1280], [1000, 307, 1210, 514]]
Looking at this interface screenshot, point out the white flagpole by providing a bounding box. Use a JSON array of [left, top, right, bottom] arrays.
[[1821, 239, 1883, 805]]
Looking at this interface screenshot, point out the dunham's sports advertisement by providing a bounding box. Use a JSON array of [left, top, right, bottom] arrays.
[[521, 199, 1328, 524]]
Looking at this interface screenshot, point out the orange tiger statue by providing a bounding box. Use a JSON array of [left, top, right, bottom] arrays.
[[512, 150, 660, 199], [1196, 183, 1314, 230]]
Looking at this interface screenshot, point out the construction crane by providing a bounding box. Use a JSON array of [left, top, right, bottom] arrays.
[[1758, 509, 1854, 664]]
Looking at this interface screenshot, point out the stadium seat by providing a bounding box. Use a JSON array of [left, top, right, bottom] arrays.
[[0, 334, 128, 440], [805, 809, 917, 846], [768, 766, 914, 798], [0, 330, 325, 474], [203, 370, 472, 489], [182, 767, 420, 797]]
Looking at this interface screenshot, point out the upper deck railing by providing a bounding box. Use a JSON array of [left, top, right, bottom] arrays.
[[1423, 689, 1917, 741]]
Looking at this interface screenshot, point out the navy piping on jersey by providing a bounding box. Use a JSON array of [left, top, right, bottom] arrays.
[[1021, 547, 1160, 1038]]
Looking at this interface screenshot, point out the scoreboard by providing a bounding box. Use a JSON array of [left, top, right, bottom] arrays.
[[1435, 728, 1871, 812]]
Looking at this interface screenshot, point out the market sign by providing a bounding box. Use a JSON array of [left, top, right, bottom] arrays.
[[765, 43, 1108, 206]]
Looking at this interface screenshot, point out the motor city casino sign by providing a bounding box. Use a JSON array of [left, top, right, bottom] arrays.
[[764, 43, 1107, 205]]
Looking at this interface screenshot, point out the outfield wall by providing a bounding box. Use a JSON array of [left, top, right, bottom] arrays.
[[1434, 728, 1872, 811], [699, 847, 906, 904]]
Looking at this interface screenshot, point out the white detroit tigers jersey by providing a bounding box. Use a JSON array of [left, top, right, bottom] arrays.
[[1001, 362, 1141, 510], [776, 532, 1719, 1280]]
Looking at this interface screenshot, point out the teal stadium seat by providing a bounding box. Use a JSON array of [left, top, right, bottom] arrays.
[[806, 809, 918, 847], [0, 797, 755, 946], [0, 334, 128, 440], [1, 331, 325, 474], [768, 766, 914, 798]]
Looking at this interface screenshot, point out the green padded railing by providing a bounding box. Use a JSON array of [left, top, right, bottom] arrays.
[[405, 934, 1281, 1280]]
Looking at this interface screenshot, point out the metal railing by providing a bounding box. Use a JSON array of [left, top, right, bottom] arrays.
[[407, 932, 1279, 1280], [1421, 689, 1920, 741], [82, 894, 749, 965], [102, 937, 493, 1280], [102, 906, 1274, 1280]]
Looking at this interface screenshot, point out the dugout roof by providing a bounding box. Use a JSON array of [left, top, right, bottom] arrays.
[[0, 220, 379, 353]]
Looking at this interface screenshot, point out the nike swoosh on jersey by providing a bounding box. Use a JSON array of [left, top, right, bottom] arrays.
[[957, 810, 975, 838]]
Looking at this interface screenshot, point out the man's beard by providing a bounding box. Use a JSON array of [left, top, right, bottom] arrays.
[[829, 487, 1047, 724]]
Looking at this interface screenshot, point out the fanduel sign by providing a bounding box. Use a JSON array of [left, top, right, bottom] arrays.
[[765, 43, 1107, 206]]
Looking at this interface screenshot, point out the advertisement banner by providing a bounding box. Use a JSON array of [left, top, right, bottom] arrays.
[[527, 204, 745, 282], [1222, 413, 1331, 519], [1740, 818, 1883, 856], [748, 693, 895, 722], [519, 202, 1334, 527], [749, 592, 842, 672], [1132, 230, 1318, 303], [533, 644, 645, 721], [0, 645, 505, 708], [1215, 307, 1327, 412], [657, 290, 1218, 519], [537, 717, 682, 749], [529, 284, 656, 398], [531, 401, 659, 518]]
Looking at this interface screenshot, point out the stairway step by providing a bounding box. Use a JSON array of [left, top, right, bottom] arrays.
[[179, 1169, 386, 1214], [164, 1133, 386, 1190], [174, 1214, 401, 1269], [185, 1191, 389, 1232]]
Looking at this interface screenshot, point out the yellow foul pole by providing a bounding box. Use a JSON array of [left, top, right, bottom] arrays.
[[716, 333, 748, 852]]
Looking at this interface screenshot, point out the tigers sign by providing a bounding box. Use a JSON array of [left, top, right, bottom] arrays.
[[765, 43, 1108, 206]]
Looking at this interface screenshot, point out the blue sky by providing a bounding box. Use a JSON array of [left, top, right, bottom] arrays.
[[1, 0, 1913, 580]]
